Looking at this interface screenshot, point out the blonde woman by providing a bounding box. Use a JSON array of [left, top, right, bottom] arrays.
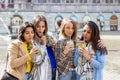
[[54, 18, 78, 80]]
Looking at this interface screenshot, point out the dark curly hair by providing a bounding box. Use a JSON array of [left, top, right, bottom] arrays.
[[18, 22, 35, 41]]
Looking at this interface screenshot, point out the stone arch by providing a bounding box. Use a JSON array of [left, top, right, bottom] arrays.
[[11, 14, 23, 26], [79, 15, 91, 28], [55, 15, 63, 20], [83, 15, 91, 23], [70, 15, 78, 22], [110, 15, 118, 31], [97, 15, 105, 31], [11, 14, 23, 34]]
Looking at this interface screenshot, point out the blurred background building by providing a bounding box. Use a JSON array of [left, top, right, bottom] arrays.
[[0, 0, 120, 36]]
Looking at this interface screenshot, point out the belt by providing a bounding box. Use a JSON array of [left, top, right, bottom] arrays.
[[69, 68, 76, 71], [68, 64, 75, 71], [69, 65, 75, 68]]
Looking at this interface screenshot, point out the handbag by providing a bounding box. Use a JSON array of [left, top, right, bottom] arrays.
[[1, 53, 18, 80], [1, 71, 18, 80]]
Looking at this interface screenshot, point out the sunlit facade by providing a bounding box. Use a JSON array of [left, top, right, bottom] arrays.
[[0, 0, 120, 34]]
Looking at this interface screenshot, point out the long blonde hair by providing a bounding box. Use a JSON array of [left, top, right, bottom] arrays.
[[59, 17, 77, 41]]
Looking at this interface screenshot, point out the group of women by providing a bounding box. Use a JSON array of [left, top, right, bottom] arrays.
[[3, 15, 107, 80]]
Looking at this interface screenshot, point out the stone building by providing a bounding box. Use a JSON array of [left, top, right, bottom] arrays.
[[0, 0, 120, 34]]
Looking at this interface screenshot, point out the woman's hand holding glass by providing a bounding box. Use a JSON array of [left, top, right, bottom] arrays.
[[78, 41, 92, 62], [79, 46, 88, 56], [79, 47, 92, 62], [29, 46, 40, 58], [40, 36, 46, 46], [29, 40, 41, 57], [51, 37, 56, 48], [78, 41, 86, 49], [67, 40, 74, 49], [63, 41, 74, 56]]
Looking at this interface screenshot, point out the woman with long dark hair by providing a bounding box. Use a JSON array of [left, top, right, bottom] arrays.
[[76, 21, 107, 80]]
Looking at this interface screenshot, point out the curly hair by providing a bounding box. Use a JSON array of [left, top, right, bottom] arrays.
[[18, 22, 35, 41]]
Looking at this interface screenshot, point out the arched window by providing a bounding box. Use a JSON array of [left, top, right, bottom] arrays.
[[83, 15, 91, 22], [110, 15, 118, 31], [97, 15, 105, 31], [12, 15, 23, 26], [55, 15, 63, 20], [97, 15, 105, 23], [70, 15, 78, 22], [78, 15, 91, 29], [11, 14, 23, 34]]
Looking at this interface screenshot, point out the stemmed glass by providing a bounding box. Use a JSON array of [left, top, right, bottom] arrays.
[[78, 40, 87, 51], [67, 36, 74, 50], [30, 40, 41, 54]]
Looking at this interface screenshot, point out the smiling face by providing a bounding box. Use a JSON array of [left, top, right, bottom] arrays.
[[23, 27, 34, 43], [82, 24, 92, 43], [36, 21, 46, 37], [64, 22, 74, 39]]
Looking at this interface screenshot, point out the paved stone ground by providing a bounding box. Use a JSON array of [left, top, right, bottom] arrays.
[[0, 47, 7, 79], [0, 31, 120, 80], [101, 35, 120, 80]]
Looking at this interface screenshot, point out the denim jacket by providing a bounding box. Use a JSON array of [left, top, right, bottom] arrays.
[[74, 48, 106, 80]]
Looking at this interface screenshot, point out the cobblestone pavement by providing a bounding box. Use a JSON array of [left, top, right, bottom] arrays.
[[0, 32, 120, 80], [0, 47, 7, 79], [102, 35, 120, 80]]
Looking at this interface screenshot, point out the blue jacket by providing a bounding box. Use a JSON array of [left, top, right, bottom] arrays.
[[46, 45, 56, 68], [90, 50, 106, 80], [74, 49, 106, 80]]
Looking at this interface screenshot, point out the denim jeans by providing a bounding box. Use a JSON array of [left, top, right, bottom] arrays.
[[22, 72, 30, 80], [52, 68, 56, 80], [75, 71, 80, 80], [58, 71, 76, 80]]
